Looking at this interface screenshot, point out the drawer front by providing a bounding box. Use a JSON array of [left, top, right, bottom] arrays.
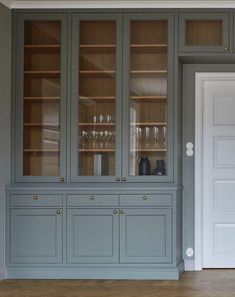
[[67, 194, 119, 207], [120, 194, 172, 207], [11, 194, 63, 207]]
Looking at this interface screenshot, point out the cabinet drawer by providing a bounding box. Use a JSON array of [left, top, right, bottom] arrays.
[[67, 194, 119, 207], [120, 194, 172, 207], [11, 194, 63, 207]]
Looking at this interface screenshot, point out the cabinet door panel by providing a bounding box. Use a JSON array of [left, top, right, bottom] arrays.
[[15, 14, 68, 182], [67, 209, 119, 263], [120, 208, 172, 263], [122, 13, 174, 183], [71, 13, 122, 182], [10, 208, 62, 264], [179, 12, 230, 53]]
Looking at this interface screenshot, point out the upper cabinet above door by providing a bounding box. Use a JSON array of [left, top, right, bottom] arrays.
[[15, 13, 68, 183], [122, 13, 174, 183], [179, 12, 230, 53], [70, 13, 123, 183]]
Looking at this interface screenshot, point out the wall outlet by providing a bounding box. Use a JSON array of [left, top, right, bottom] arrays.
[[186, 247, 194, 257]]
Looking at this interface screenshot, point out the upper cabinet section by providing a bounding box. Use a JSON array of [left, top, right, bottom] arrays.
[[15, 14, 68, 183], [70, 13, 123, 182], [122, 13, 174, 183], [179, 12, 230, 53]]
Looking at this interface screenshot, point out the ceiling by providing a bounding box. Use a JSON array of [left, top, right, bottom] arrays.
[[1, 0, 235, 9]]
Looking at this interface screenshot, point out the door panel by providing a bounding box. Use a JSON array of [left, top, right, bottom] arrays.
[[71, 13, 122, 183], [122, 13, 174, 183], [202, 76, 235, 267], [120, 208, 172, 263], [10, 208, 62, 264], [67, 208, 119, 263]]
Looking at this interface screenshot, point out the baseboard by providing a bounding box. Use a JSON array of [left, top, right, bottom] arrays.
[[184, 260, 195, 271], [6, 262, 184, 280], [0, 266, 6, 280]]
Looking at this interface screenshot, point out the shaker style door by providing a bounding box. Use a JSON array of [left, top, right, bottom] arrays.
[[71, 13, 122, 183], [15, 14, 68, 182], [122, 13, 174, 183], [179, 12, 230, 53]]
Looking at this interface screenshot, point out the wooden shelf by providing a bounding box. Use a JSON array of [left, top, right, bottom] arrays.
[[130, 122, 167, 126], [24, 44, 61, 48], [79, 96, 115, 101], [130, 70, 167, 76], [79, 149, 115, 152], [130, 96, 167, 101], [80, 44, 116, 53], [24, 97, 60, 101], [24, 149, 59, 153], [79, 70, 115, 78], [24, 71, 60, 77], [79, 123, 115, 126], [24, 123, 59, 127], [130, 149, 167, 152], [131, 44, 167, 53]]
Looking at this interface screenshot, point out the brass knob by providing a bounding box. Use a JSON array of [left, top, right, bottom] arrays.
[[56, 210, 61, 214], [122, 177, 127, 182], [119, 210, 124, 214], [224, 47, 228, 51], [113, 210, 118, 214], [116, 177, 120, 182], [58, 177, 64, 182], [143, 196, 148, 200], [90, 196, 95, 200], [33, 195, 38, 200]]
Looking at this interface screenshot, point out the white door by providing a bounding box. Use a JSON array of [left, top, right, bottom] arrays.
[[202, 75, 235, 267]]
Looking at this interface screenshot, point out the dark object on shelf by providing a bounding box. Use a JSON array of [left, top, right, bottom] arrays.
[[94, 153, 109, 176], [138, 156, 151, 175], [152, 160, 166, 176]]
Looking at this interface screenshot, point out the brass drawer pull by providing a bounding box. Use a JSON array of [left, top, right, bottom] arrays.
[[119, 210, 124, 214], [90, 196, 95, 200], [224, 47, 228, 51], [122, 177, 127, 182], [113, 210, 118, 214], [56, 210, 61, 215], [58, 177, 64, 182], [116, 177, 120, 182], [143, 196, 148, 200], [33, 195, 38, 200]]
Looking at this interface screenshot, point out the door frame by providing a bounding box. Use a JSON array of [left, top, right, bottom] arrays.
[[194, 72, 235, 270]]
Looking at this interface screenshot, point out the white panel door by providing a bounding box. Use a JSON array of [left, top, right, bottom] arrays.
[[202, 77, 235, 267]]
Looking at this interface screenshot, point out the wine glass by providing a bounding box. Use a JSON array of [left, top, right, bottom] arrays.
[[80, 130, 88, 149], [152, 126, 160, 149], [144, 126, 150, 149]]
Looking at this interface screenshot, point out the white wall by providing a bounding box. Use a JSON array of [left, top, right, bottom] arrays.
[[0, 2, 11, 280]]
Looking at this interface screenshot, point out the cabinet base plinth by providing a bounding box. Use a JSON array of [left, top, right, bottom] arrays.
[[6, 262, 184, 280]]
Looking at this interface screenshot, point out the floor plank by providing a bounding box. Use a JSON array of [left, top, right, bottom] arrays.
[[1, 270, 235, 297]]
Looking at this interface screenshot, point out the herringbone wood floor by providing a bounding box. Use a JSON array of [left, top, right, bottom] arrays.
[[0, 270, 235, 297]]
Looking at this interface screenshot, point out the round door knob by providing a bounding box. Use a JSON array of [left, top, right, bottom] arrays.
[[56, 210, 61, 214], [113, 210, 118, 214], [58, 177, 64, 182], [224, 47, 228, 51], [116, 177, 120, 182], [119, 210, 124, 214], [122, 177, 127, 182], [33, 195, 38, 200], [90, 196, 95, 200], [143, 196, 148, 200]]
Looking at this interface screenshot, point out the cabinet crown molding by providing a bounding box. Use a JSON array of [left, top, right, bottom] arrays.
[[2, 0, 235, 10]]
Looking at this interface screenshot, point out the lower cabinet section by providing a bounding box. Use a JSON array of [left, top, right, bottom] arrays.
[[67, 209, 119, 263], [120, 209, 172, 263], [10, 208, 63, 264], [6, 190, 183, 279]]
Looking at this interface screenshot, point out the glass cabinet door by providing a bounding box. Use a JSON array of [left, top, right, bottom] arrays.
[[15, 15, 67, 182], [179, 12, 230, 53], [71, 14, 122, 182], [123, 13, 174, 182]]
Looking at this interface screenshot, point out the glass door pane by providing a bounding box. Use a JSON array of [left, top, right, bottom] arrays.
[[129, 21, 168, 177], [77, 21, 117, 176], [23, 21, 61, 176]]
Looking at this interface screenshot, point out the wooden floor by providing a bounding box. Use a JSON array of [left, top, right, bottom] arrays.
[[1, 270, 235, 297]]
